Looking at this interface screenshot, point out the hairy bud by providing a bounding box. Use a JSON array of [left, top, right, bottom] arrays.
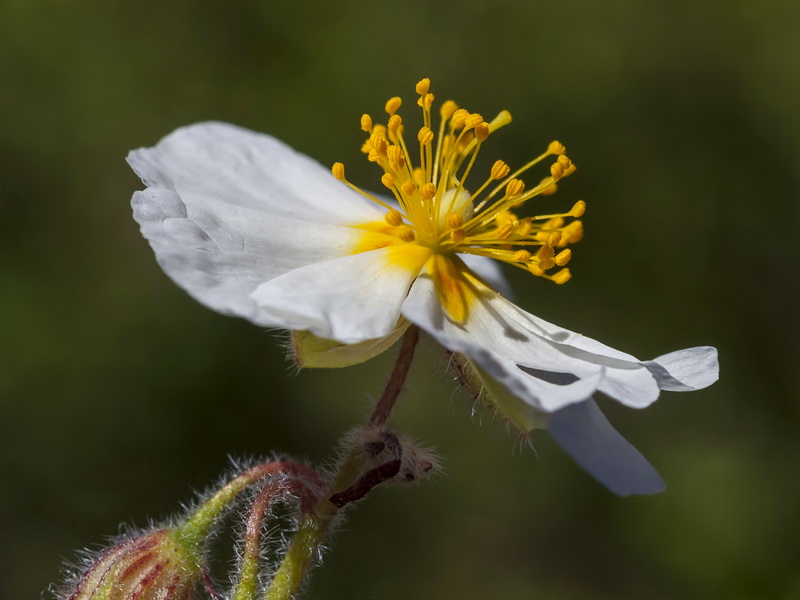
[[64, 529, 201, 600]]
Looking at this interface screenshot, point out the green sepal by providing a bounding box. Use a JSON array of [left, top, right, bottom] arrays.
[[452, 353, 551, 433], [291, 320, 410, 369]]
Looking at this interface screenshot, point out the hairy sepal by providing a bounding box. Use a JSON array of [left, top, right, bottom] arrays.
[[291, 320, 410, 368], [453, 353, 551, 433]]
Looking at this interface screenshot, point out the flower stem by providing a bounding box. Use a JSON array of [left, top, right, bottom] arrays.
[[370, 325, 419, 426], [265, 326, 420, 599]]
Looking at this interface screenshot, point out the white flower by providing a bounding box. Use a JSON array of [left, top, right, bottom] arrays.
[[128, 79, 718, 496]]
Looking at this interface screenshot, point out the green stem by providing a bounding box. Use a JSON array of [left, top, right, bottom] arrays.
[[265, 326, 420, 599], [176, 461, 323, 553]]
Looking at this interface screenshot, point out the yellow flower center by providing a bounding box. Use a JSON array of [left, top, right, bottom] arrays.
[[333, 78, 585, 320]]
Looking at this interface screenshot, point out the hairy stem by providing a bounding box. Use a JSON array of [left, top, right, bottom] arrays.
[[178, 460, 323, 553], [265, 326, 420, 599]]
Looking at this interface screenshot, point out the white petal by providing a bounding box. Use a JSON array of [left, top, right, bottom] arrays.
[[458, 253, 513, 299], [128, 122, 384, 226], [251, 245, 431, 344], [402, 262, 660, 411], [549, 400, 666, 496], [642, 346, 719, 391], [132, 187, 365, 326], [402, 270, 605, 412]]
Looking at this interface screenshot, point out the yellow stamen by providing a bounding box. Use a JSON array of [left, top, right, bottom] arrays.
[[440, 100, 459, 120], [418, 126, 434, 145], [398, 226, 416, 242], [513, 250, 532, 262], [551, 268, 572, 284], [491, 160, 510, 180], [385, 97, 402, 115], [338, 78, 584, 289], [446, 212, 464, 229], [506, 179, 525, 198], [385, 209, 404, 226], [539, 177, 558, 196]]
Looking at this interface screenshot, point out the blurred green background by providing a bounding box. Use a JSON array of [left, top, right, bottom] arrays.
[[2, 1, 798, 598]]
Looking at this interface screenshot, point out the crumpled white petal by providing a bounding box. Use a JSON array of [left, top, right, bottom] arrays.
[[251, 246, 430, 344], [131, 187, 368, 327], [548, 399, 666, 496], [128, 121, 384, 226], [402, 264, 663, 412]]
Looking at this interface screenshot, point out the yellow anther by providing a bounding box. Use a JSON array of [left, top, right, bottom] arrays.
[[563, 163, 577, 177], [388, 114, 403, 135], [418, 126, 434, 145], [367, 149, 380, 162], [475, 122, 490, 142], [415, 78, 431, 96], [539, 257, 555, 270], [539, 177, 558, 196], [450, 108, 469, 129], [550, 161, 565, 179], [517, 218, 533, 237], [360, 114, 373, 132], [440, 100, 459, 120], [488, 110, 512, 133], [552, 268, 572, 284], [381, 173, 396, 189], [555, 248, 572, 266], [331, 162, 345, 180], [528, 263, 545, 276], [548, 140, 566, 155], [387, 144, 404, 169], [557, 154, 572, 168], [372, 124, 387, 137], [385, 96, 402, 115], [450, 228, 466, 244], [513, 250, 532, 262], [465, 113, 484, 130], [506, 178, 525, 197], [401, 180, 417, 196], [559, 221, 583, 245], [446, 212, 464, 229], [398, 226, 416, 242], [421, 92, 435, 109], [495, 210, 515, 226], [496, 223, 514, 239], [546, 232, 562, 247], [491, 160, 510, 180], [412, 167, 426, 186], [537, 245, 555, 261], [370, 133, 388, 155], [570, 200, 586, 217], [419, 182, 436, 200], [385, 209, 404, 226]]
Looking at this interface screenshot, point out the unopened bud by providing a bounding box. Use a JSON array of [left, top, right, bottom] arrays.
[[64, 529, 201, 600]]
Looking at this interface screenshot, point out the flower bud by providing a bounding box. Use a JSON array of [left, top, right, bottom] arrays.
[[65, 529, 201, 600]]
